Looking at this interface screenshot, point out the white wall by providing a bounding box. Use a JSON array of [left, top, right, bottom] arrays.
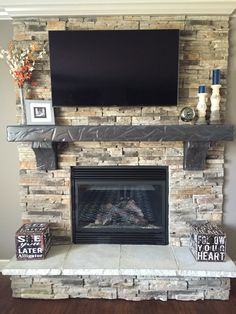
[[0, 16, 235, 260], [0, 20, 21, 259], [224, 15, 236, 260]]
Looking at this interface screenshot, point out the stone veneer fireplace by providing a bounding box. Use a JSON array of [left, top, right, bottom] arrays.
[[11, 15, 230, 247], [3, 14, 236, 301]]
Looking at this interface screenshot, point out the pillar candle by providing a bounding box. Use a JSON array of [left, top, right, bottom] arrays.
[[212, 69, 220, 85], [198, 85, 206, 93]]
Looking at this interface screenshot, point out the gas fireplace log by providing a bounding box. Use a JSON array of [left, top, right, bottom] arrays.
[[94, 199, 147, 226]]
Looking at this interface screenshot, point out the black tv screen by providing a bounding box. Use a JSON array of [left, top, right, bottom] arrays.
[[49, 30, 179, 107]]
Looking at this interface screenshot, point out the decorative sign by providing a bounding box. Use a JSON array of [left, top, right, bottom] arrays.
[[190, 221, 226, 262], [15, 223, 51, 260]]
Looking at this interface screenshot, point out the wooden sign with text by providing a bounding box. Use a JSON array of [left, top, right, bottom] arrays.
[[190, 222, 226, 262], [15, 223, 51, 260]]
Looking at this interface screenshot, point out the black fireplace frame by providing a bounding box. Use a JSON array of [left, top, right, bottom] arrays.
[[71, 166, 169, 245]]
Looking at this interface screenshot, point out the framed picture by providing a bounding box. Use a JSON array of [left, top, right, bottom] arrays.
[[25, 100, 55, 125]]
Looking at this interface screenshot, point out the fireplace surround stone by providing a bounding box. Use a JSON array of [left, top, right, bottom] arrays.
[[3, 14, 236, 301]]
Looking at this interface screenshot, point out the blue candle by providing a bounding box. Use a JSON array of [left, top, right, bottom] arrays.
[[212, 69, 220, 85], [198, 85, 206, 93]]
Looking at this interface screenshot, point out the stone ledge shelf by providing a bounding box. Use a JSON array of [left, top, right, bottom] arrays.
[[7, 124, 235, 171], [2, 245, 236, 278]]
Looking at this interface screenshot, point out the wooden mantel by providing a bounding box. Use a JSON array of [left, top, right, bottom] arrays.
[[7, 124, 235, 171]]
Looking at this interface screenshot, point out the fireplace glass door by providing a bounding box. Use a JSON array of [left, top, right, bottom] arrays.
[[71, 166, 168, 245]]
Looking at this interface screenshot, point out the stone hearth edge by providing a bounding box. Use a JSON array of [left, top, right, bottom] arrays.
[[3, 245, 236, 301]]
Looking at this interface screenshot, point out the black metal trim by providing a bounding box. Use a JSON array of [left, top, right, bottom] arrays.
[[74, 231, 166, 245], [71, 166, 167, 180]]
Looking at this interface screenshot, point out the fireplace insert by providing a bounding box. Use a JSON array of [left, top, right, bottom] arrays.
[[71, 166, 168, 245]]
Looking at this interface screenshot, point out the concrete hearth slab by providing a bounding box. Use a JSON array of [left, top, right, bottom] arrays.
[[2, 245, 70, 276], [119, 245, 177, 276], [63, 244, 120, 275], [172, 247, 236, 277], [2, 245, 236, 278]]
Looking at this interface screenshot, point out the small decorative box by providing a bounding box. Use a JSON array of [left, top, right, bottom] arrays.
[[190, 221, 226, 262], [15, 223, 51, 260]]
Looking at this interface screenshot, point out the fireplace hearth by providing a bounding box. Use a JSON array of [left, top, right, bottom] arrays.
[[71, 166, 168, 245]]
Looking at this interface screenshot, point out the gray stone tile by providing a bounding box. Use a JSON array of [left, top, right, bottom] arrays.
[[172, 246, 236, 277], [2, 245, 70, 276], [119, 245, 178, 276], [63, 244, 121, 275]]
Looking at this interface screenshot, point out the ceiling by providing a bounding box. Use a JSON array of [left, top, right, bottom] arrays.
[[0, 0, 235, 19]]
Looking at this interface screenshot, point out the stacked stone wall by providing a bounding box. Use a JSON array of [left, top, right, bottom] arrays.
[[11, 275, 230, 301], [13, 15, 229, 245]]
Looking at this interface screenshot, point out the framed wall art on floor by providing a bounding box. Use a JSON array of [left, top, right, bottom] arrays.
[[25, 99, 55, 125]]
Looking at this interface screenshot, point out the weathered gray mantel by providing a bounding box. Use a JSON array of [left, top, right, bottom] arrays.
[[7, 124, 235, 171]]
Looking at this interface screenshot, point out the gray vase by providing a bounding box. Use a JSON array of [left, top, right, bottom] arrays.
[[19, 87, 27, 125]]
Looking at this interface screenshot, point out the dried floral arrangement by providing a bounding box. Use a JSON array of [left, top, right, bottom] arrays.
[[0, 41, 46, 88]]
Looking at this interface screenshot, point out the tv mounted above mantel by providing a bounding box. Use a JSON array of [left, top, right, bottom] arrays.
[[49, 29, 179, 107]]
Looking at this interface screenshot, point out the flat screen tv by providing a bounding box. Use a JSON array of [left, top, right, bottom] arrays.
[[49, 30, 179, 107]]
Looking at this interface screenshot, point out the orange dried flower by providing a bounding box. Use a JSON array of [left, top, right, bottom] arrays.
[[0, 41, 46, 88]]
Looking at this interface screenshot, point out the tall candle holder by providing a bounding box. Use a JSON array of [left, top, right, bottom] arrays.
[[196, 85, 207, 124], [210, 84, 221, 124]]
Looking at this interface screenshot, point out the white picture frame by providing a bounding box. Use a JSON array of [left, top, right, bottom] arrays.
[[25, 99, 55, 125]]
